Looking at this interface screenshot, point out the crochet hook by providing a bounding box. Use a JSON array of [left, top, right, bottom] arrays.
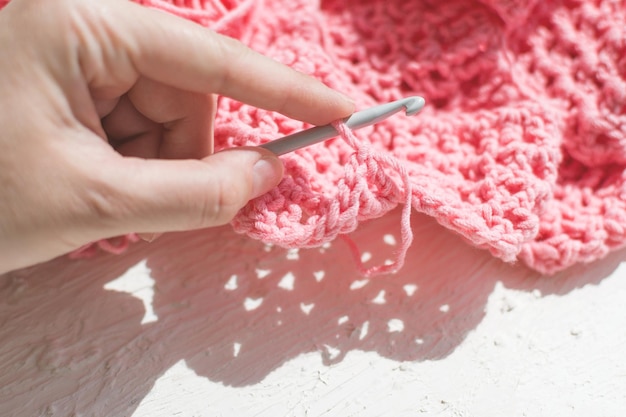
[[258, 96, 426, 156]]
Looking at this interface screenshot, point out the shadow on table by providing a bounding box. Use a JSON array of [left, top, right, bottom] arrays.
[[1, 208, 624, 416]]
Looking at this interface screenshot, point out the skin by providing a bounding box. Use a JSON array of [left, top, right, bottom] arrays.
[[0, 0, 354, 274]]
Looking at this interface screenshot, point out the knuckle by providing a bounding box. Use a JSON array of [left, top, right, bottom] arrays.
[[80, 175, 126, 227]]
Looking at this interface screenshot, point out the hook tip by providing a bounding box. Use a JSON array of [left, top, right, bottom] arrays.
[[404, 96, 426, 116]]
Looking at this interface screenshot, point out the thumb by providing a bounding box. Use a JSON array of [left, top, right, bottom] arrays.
[[95, 148, 283, 237]]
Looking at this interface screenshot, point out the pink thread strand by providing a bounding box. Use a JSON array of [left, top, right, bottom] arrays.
[[332, 121, 414, 277]]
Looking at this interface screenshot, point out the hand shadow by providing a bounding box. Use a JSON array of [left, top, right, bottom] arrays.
[[1, 208, 624, 416]]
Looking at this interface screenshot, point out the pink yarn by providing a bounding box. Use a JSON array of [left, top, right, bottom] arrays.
[[68, 234, 141, 260], [2, 0, 625, 275], [332, 121, 414, 276]]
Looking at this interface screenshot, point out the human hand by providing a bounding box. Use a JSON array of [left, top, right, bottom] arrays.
[[0, 0, 354, 273]]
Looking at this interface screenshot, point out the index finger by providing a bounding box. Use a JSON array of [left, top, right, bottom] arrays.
[[113, 1, 355, 126]]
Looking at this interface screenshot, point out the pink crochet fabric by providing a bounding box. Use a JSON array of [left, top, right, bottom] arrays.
[[3, 0, 625, 275]]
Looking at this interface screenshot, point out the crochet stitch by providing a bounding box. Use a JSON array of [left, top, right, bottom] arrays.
[[3, 0, 625, 275]]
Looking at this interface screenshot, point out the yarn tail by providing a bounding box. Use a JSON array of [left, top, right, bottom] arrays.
[[333, 121, 414, 277], [69, 234, 140, 259]]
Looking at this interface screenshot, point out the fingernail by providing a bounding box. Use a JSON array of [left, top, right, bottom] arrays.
[[252, 157, 283, 198], [339, 92, 356, 108], [138, 233, 162, 243], [343, 93, 356, 105]]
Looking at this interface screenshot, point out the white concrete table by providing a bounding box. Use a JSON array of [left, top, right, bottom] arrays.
[[1, 209, 625, 416]]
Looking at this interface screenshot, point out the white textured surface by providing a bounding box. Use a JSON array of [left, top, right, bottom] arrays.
[[1, 209, 626, 416]]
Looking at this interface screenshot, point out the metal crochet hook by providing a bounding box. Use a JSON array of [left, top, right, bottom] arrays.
[[258, 96, 426, 156]]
